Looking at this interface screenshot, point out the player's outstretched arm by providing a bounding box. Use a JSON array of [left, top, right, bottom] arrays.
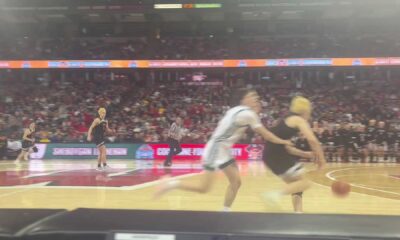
[[254, 126, 293, 146], [285, 145, 313, 159]]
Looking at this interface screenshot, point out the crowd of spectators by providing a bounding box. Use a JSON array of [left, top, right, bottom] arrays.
[[0, 72, 399, 147], [1, 35, 399, 60]]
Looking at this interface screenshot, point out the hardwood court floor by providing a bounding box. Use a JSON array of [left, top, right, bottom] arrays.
[[0, 160, 399, 215]]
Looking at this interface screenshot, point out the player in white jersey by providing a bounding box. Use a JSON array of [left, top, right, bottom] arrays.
[[155, 89, 293, 211]]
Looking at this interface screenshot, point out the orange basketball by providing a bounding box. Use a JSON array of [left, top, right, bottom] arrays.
[[331, 181, 351, 197]]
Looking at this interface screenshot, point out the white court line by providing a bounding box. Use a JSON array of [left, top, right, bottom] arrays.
[[325, 167, 400, 197], [120, 173, 200, 190], [0, 182, 53, 199], [386, 175, 400, 180], [21, 170, 74, 179], [355, 184, 400, 189], [0, 172, 202, 191], [107, 168, 142, 177], [0, 189, 33, 199], [310, 181, 400, 201], [322, 172, 400, 189]]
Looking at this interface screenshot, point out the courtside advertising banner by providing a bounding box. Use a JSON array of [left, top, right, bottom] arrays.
[[28, 143, 264, 160], [135, 144, 264, 161]]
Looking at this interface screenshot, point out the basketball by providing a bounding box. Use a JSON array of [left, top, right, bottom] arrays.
[[331, 181, 351, 197]]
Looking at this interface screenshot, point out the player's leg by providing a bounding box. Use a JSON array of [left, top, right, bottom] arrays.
[[263, 163, 311, 213], [343, 145, 350, 162], [155, 143, 220, 198], [383, 144, 389, 162], [280, 174, 311, 197], [164, 138, 175, 166], [377, 145, 384, 162], [350, 143, 359, 162], [14, 149, 25, 163], [96, 142, 104, 170], [326, 144, 333, 162], [291, 191, 303, 213], [338, 146, 345, 162], [332, 146, 339, 162], [221, 161, 241, 211], [100, 145, 108, 167], [23, 149, 30, 161], [363, 146, 369, 163], [174, 141, 182, 155], [391, 143, 395, 162], [368, 143, 376, 162], [279, 168, 311, 213], [154, 170, 216, 199]]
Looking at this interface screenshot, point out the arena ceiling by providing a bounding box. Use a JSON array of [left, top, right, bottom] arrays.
[[0, 0, 399, 23]]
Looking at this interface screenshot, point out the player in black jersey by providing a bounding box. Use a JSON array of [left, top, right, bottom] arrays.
[[312, 121, 323, 140], [375, 121, 387, 162], [366, 119, 377, 162], [263, 97, 326, 213], [333, 125, 345, 162], [386, 125, 397, 162], [356, 125, 369, 162], [321, 127, 336, 162], [87, 108, 112, 171], [396, 129, 400, 162], [14, 122, 36, 163], [337, 124, 350, 162], [343, 125, 361, 162]]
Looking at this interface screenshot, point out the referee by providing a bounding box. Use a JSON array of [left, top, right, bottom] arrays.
[[164, 117, 186, 167]]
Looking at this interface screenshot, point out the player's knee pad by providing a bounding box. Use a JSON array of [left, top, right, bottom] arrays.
[[292, 192, 303, 197]]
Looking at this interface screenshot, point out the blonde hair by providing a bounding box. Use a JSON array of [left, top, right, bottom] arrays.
[[290, 96, 312, 115], [98, 108, 106, 115]]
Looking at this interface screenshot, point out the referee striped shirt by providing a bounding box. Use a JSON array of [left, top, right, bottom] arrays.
[[168, 123, 184, 141]]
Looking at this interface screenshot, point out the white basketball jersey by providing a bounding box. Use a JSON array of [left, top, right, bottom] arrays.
[[208, 105, 262, 148]]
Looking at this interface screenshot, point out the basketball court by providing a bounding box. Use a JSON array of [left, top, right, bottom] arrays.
[[0, 160, 399, 215]]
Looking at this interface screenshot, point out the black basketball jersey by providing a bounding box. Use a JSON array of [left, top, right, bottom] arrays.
[[348, 130, 358, 144], [386, 130, 396, 145], [334, 129, 345, 146], [321, 130, 335, 144], [22, 128, 35, 141], [263, 114, 302, 175], [265, 114, 300, 153], [366, 126, 376, 142], [396, 131, 400, 144], [22, 128, 35, 148], [93, 119, 107, 139], [358, 132, 368, 146], [375, 128, 387, 144], [268, 114, 300, 141]]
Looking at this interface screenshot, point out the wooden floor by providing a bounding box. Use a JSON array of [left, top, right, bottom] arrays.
[[0, 160, 399, 215]]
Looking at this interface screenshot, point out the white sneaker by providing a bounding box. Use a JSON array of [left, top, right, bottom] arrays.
[[96, 166, 103, 171], [221, 207, 231, 212], [102, 165, 111, 170]]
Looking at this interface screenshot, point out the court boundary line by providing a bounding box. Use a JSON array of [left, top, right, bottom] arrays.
[[325, 167, 400, 197], [0, 181, 53, 199]]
